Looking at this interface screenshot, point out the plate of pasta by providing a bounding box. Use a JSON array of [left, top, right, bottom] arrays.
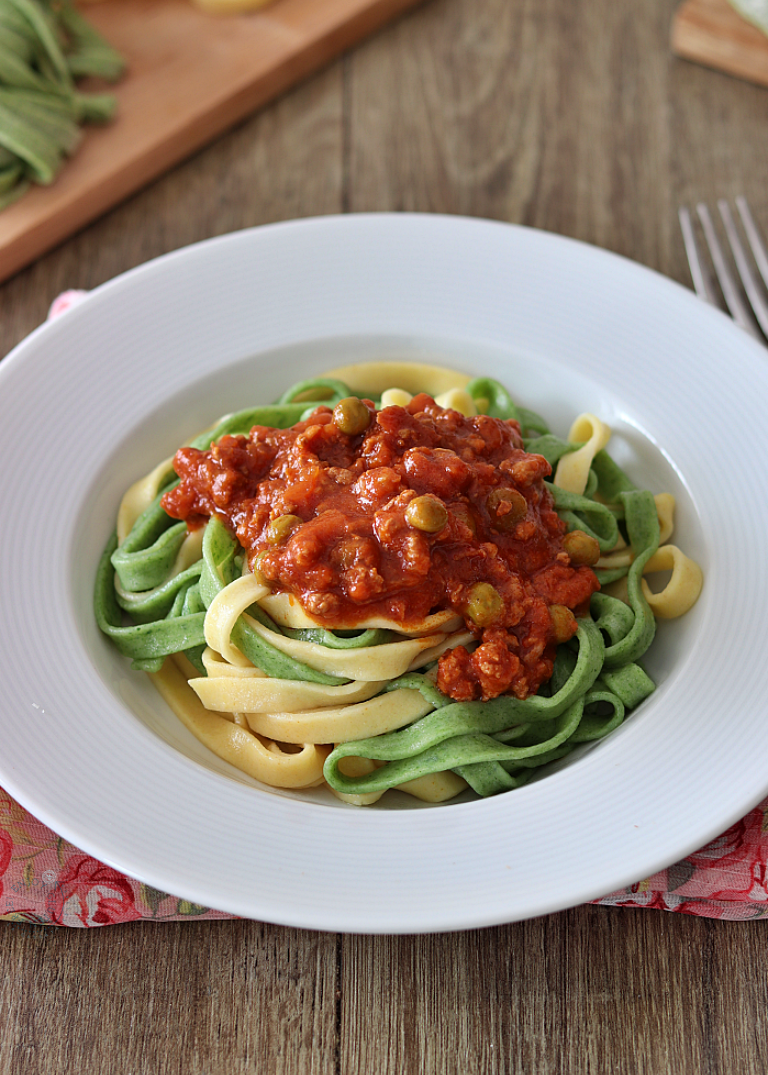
[[0, 214, 767, 932]]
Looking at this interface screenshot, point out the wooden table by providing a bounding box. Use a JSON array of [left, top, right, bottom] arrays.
[[2, 0, 767, 1070]]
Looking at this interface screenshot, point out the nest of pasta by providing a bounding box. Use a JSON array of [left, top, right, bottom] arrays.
[[95, 363, 702, 806]]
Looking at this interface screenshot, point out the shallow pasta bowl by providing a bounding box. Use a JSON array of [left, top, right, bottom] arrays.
[[0, 214, 766, 933]]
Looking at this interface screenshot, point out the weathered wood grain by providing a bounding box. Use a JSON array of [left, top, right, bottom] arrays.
[[1, 910, 768, 1074], [0, 921, 339, 1074], [2, 0, 768, 1071], [0, 61, 345, 358], [0, 0, 424, 283]]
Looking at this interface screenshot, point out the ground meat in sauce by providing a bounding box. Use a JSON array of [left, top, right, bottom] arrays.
[[161, 394, 600, 702]]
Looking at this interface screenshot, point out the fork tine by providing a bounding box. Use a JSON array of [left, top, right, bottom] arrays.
[[696, 203, 764, 341], [736, 197, 768, 293], [679, 207, 721, 306], [718, 199, 768, 339]]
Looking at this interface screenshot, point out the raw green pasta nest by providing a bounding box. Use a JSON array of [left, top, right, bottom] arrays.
[[0, 0, 125, 208]]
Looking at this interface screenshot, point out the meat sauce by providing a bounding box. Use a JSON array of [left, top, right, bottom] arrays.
[[161, 394, 600, 702]]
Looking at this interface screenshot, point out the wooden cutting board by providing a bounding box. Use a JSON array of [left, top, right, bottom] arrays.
[[0, 0, 424, 284], [672, 0, 768, 87]]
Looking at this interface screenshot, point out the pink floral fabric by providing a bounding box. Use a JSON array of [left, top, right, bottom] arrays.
[[47, 289, 89, 318], [0, 790, 233, 925], [2, 292, 765, 927], [595, 802, 768, 919]]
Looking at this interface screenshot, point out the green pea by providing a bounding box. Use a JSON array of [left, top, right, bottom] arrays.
[[464, 582, 503, 627], [562, 530, 600, 566], [333, 397, 371, 436], [549, 604, 577, 644], [487, 487, 527, 531], [267, 514, 303, 544], [405, 495, 448, 533]]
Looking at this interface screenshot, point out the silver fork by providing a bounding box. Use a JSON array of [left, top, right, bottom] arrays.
[[679, 197, 768, 345]]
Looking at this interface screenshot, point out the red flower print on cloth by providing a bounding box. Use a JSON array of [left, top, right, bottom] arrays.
[[681, 808, 768, 902], [594, 804, 768, 920], [0, 828, 12, 900], [47, 856, 143, 927], [0, 787, 233, 925]]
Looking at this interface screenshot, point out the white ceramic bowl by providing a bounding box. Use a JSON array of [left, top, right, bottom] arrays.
[[0, 214, 766, 932]]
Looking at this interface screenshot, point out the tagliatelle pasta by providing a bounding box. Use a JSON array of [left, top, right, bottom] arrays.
[[553, 414, 612, 495], [94, 362, 703, 805]]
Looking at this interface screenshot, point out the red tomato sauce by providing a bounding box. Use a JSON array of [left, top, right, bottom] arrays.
[[162, 394, 599, 702]]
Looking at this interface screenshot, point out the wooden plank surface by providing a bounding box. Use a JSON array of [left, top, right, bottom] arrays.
[[0, 0, 423, 284], [2, 0, 768, 1071], [1, 912, 768, 1074], [672, 0, 768, 86]]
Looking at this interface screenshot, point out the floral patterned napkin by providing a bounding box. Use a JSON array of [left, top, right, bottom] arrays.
[[1, 291, 765, 927]]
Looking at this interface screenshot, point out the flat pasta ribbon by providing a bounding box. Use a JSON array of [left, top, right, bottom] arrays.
[[641, 544, 704, 619], [152, 657, 328, 789], [553, 414, 612, 495], [259, 591, 462, 636], [193, 650, 387, 712], [235, 614, 450, 681], [331, 757, 468, 806], [204, 574, 272, 666], [244, 689, 434, 744], [323, 619, 606, 796]]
